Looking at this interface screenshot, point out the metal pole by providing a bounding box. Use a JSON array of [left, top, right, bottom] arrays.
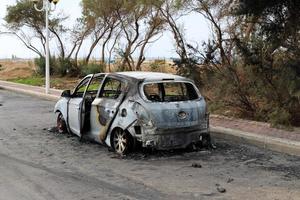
[[45, 0, 50, 94]]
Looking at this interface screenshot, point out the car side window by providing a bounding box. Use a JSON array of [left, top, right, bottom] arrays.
[[86, 75, 104, 97], [72, 78, 90, 98], [144, 83, 161, 102], [99, 78, 123, 99]]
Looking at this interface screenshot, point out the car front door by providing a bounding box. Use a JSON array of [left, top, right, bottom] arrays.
[[90, 77, 127, 143], [68, 76, 92, 136]]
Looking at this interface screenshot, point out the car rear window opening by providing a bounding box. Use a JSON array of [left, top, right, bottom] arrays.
[[143, 82, 199, 102]]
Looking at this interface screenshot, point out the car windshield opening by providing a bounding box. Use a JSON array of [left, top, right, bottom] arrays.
[[143, 82, 199, 102]]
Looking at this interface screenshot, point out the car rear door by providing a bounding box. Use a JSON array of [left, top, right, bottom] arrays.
[[90, 76, 127, 143]]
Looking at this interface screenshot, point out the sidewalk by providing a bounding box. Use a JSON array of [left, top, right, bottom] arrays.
[[0, 80, 61, 101], [211, 115, 300, 156], [0, 80, 299, 156]]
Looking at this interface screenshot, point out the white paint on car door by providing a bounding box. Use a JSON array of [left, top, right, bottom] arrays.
[[68, 76, 91, 136], [68, 98, 83, 136]]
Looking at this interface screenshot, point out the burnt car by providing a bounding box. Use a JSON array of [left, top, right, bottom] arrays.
[[54, 72, 210, 154]]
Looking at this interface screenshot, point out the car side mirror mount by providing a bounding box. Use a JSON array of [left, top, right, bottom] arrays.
[[61, 90, 71, 98]]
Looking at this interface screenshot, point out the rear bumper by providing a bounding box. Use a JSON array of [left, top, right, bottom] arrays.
[[141, 126, 210, 150]]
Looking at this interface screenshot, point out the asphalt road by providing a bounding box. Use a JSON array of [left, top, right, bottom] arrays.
[[0, 89, 299, 200]]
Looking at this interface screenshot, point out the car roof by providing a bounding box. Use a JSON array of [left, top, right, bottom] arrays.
[[115, 71, 187, 81]]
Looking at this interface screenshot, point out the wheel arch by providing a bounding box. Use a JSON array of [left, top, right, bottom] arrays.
[[54, 99, 68, 123]]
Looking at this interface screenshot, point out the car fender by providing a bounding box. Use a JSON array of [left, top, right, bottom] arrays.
[[54, 98, 69, 125]]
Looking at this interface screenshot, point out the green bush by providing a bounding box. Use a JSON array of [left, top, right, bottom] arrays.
[[0, 64, 3, 71], [80, 63, 105, 77], [55, 58, 80, 77], [54, 58, 70, 76], [34, 56, 56, 76], [35, 57, 80, 77], [268, 107, 292, 129]]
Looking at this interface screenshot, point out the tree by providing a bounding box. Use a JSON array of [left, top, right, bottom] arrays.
[[3, 0, 69, 58], [155, 0, 190, 61], [233, 0, 300, 125], [116, 0, 165, 71], [81, 0, 120, 64], [71, 0, 166, 71], [185, 0, 300, 125]]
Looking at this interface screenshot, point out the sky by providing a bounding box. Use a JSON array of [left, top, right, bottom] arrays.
[[0, 0, 211, 59]]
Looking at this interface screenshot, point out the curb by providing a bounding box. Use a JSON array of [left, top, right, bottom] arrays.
[[0, 84, 60, 101], [211, 126, 300, 156]]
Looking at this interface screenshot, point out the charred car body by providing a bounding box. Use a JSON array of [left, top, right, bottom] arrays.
[[54, 72, 210, 154]]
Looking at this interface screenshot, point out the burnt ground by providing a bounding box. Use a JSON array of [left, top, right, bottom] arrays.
[[0, 89, 299, 200]]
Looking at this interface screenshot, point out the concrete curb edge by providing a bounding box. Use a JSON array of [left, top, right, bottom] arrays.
[[0, 85, 60, 101], [211, 126, 300, 156]]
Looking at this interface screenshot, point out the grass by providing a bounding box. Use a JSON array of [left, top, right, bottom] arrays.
[[10, 77, 46, 86], [8, 76, 78, 90], [9, 77, 64, 87]]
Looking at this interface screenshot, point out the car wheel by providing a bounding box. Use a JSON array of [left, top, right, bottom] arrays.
[[201, 134, 214, 148], [112, 128, 133, 154], [57, 112, 67, 134]]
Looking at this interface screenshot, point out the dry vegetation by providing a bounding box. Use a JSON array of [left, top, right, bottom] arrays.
[[0, 59, 34, 80]]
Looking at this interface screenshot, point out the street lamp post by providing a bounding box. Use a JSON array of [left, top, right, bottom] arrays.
[[32, 0, 59, 94]]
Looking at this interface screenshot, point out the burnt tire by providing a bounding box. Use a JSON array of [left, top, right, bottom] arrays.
[[111, 128, 133, 155], [57, 112, 67, 134], [199, 134, 212, 149]]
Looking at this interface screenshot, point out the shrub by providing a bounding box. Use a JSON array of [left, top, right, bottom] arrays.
[[35, 57, 81, 77], [80, 63, 105, 77], [149, 59, 166, 72], [34, 56, 56, 76], [0, 64, 2, 71], [268, 107, 292, 129], [55, 58, 80, 77]]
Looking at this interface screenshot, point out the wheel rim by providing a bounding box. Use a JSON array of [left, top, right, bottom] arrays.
[[113, 129, 127, 154], [57, 114, 64, 133]]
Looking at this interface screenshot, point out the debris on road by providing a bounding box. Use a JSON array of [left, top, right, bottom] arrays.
[[217, 186, 226, 193], [227, 178, 234, 183], [242, 158, 258, 165], [191, 163, 202, 168], [47, 127, 58, 133]]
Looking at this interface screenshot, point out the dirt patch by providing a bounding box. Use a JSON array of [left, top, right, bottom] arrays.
[[0, 59, 35, 80]]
